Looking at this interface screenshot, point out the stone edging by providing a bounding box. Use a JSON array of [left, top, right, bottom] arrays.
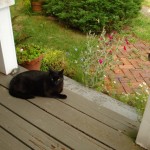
[[64, 76, 140, 122]]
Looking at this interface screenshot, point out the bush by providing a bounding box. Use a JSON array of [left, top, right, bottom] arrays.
[[41, 50, 75, 77], [43, 0, 142, 33]]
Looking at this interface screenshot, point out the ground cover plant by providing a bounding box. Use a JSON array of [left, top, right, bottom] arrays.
[[11, 0, 149, 114]]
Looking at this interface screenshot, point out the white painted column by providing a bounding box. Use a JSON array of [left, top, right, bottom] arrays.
[[0, 0, 18, 75], [136, 96, 150, 149]]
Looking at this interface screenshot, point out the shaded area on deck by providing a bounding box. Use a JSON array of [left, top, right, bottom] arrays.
[[0, 68, 145, 150]]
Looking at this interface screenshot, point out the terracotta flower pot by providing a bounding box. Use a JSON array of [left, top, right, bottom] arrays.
[[21, 55, 43, 70], [31, 2, 42, 12]]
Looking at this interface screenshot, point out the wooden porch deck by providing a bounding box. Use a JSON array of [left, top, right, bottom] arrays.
[[0, 69, 144, 150]]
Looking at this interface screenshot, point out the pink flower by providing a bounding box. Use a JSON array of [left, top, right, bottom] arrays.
[[108, 35, 113, 40], [113, 31, 117, 34], [98, 59, 103, 64], [109, 50, 112, 54], [123, 46, 127, 51], [99, 37, 103, 41], [125, 38, 129, 45]]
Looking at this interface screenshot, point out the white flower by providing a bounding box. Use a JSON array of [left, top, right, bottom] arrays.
[[20, 48, 23, 52], [139, 84, 143, 87], [136, 92, 141, 95], [142, 82, 147, 86], [74, 48, 78, 52], [125, 94, 129, 97], [113, 81, 116, 84], [145, 90, 149, 94], [74, 60, 78, 64], [80, 58, 84, 62]]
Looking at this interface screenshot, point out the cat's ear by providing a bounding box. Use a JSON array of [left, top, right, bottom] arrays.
[[48, 68, 54, 75], [59, 69, 64, 75]]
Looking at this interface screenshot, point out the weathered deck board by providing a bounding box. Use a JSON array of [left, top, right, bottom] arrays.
[[29, 96, 137, 150], [0, 127, 30, 150], [62, 89, 139, 136], [0, 105, 71, 150], [0, 86, 105, 150], [0, 70, 144, 150]]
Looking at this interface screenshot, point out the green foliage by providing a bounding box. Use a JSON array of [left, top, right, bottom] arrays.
[[16, 44, 44, 64], [41, 50, 75, 77], [68, 29, 123, 88], [131, 14, 150, 42], [143, 0, 150, 7], [109, 82, 149, 115], [43, 0, 143, 33]]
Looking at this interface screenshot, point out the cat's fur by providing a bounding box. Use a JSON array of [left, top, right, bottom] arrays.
[[9, 69, 67, 100]]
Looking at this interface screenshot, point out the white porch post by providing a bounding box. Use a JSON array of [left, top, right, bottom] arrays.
[[0, 0, 18, 75], [136, 96, 150, 149]]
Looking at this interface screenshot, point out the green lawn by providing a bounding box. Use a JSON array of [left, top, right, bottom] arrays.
[[131, 14, 150, 42], [11, 0, 86, 52], [143, 0, 150, 7]]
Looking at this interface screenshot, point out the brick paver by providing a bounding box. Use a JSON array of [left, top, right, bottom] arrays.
[[105, 41, 150, 94]]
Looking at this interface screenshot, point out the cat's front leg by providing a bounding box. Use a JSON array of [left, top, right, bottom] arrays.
[[45, 91, 67, 99], [57, 93, 67, 99], [52, 93, 67, 99]]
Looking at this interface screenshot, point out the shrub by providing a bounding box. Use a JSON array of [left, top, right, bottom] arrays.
[[43, 0, 142, 33], [41, 50, 75, 77]]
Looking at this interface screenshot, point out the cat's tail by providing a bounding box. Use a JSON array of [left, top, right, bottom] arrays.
[[9, 88, 35, 99]]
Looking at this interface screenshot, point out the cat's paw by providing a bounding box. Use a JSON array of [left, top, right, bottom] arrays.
[[59, 94, 67, 99]]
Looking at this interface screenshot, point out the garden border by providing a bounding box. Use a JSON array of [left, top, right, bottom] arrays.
[[64, 76, 140, 122]]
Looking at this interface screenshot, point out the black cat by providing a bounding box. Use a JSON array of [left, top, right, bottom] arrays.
[[9, 69, 67, 100]]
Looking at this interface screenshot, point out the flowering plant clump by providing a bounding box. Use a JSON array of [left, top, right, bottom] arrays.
[[16, 44, 44, 64], [41, 50, 66, 71], [108, 81, 149, 115], [134, 82, 149, 114], [78, 29, 122, 89], [41, 50, 75, 77]]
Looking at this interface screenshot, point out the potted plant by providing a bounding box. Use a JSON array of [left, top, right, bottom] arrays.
[[30, 0, 44, 12], [16, 44, 44, 70]]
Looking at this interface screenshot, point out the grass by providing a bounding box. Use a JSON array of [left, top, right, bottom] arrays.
[[143, 0, 150, 7], [11, 0, 86, 52], [131, 14, 150, 42]]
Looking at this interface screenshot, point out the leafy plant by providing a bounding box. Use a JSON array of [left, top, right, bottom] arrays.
[[41, 50, 75, 77], [43, 0, 143, 33], [69, 29, 124, 89], [16, 44, 44, 64], [109, 81, 149, 115]]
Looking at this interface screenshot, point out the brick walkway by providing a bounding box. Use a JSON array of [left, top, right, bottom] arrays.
[[105, 41, 150, 94]]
